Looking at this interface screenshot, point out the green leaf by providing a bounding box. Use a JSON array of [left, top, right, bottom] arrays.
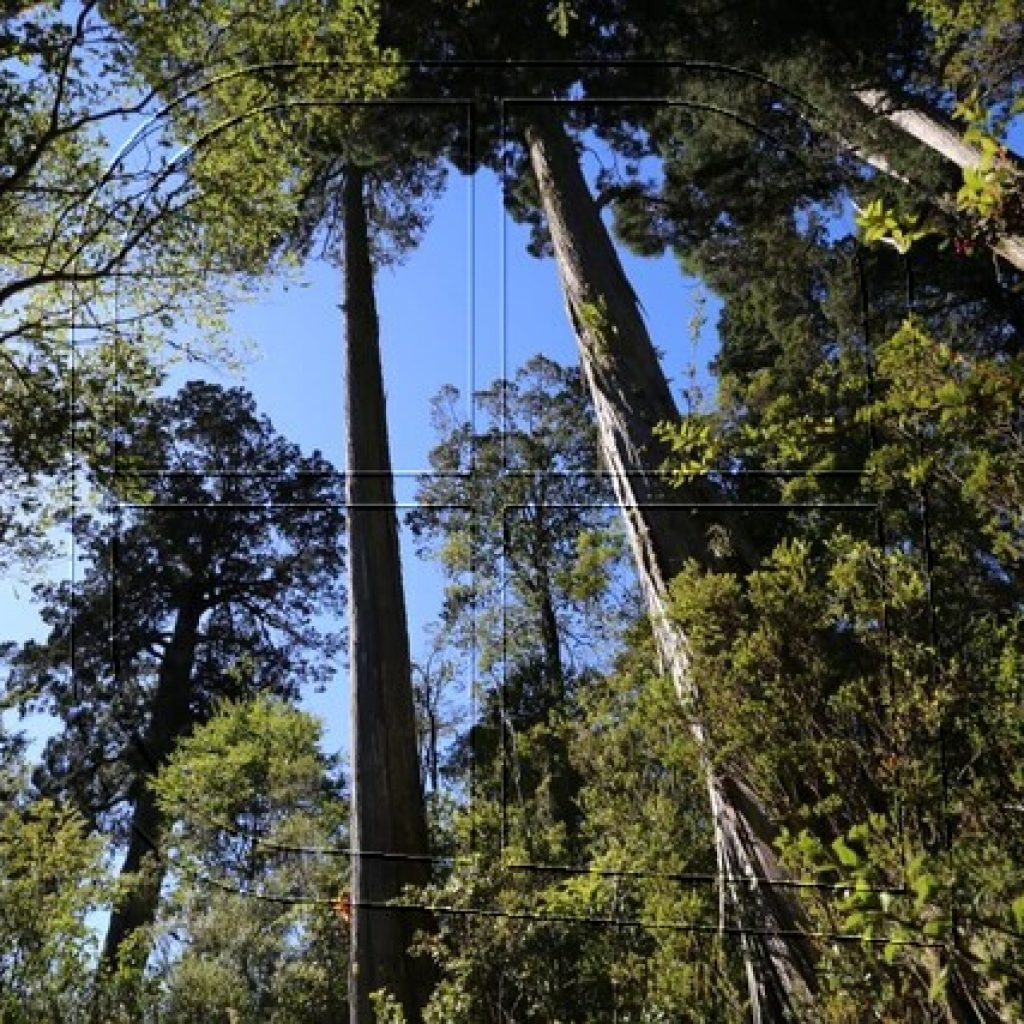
[[912, 872, 939, 909], [928, 965, 950, 1002], [832, 836, 859, 868], [1011, 894, 1024, 931]]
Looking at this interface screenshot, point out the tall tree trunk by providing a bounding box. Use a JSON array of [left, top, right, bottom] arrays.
[[524, 107, 818, 1022], [538, 584, 563, 698], [343, 166, 433, 1024], [99, 597, 203, 974], [535, 566, 579, 841], [852, 86, 1024, 271]]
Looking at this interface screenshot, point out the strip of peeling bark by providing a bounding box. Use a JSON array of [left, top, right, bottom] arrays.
[[852, 87, 1024, 272], [343, 166, 433, 1024], [523, 106, 818, 1023]]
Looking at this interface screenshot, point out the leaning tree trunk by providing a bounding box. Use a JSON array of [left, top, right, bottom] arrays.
[[851, 86, 1024, 272], [524, 108, 818, 1022], [99, 597, 203, 976], [342, 166, 433, 1024]]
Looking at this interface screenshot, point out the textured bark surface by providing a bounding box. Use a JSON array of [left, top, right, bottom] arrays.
[[100, 598, 202, 972], [853, 87, 1024, 272], [946, 963, 1005, 1024], [343, 167, 432, 1024], [537, 575, 564, 698], [524, 108, 818, 1022]]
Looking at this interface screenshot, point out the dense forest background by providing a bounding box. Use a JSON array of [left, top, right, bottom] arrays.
[[1, 1, 1023, 1021]]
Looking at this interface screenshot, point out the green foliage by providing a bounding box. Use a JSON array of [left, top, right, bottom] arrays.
[[415, 620, 743, 1022], [911, 0, 1024, 100], [155, 957, 252, 1024], [0, 798, 113, 1023], [659, 228, 1024, 1015], [370, 988, 409, 1023], [12, 381, 345, 838], [950, 97, 1024, 243], [654, 415, 723, 486], [411, 356, 628, 686], [547, 0, 577, 38], [863, 315, 1024, 560], [155, 695, 339, 874], [667, 516, 1024, 1015], [855, 198, 936, 254], [0, 3, 287, 584], [407, 350, 745, 1018], [558, 528, 622, 603], [103, 0, 447, 273], [576, 295, 617, 364], [151, 696, 349, 1024], [3, 1, 1024, 1019]]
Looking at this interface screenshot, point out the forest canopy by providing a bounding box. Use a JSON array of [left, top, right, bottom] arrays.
[[1, 0, 1023, 1022]]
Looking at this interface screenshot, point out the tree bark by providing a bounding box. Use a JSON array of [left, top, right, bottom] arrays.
[[537, 576, 564, 699], [535, 566, 579, 839], [343, 166, 433, 1024], [99, 597, 203, 973], [524, 107, 818, 1022], [945, 959, 1005, 1024], [852, 86, 1024, 272]]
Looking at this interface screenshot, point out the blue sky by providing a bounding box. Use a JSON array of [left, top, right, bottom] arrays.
[[1, 151, 716, 762], [207, 160, 715, 755]]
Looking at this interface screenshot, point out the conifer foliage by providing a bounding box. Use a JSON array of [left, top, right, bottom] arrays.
[[1, 1, 1023, 1021]]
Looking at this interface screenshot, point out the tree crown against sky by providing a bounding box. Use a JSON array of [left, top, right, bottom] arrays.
[[6, 380, 345, 836], [411, 355, 634, 681]]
